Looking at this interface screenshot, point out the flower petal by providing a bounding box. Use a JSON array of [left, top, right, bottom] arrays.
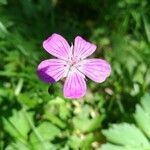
[[37, 59, 68, 83], [43, 33, 71, 60], [73, 36, 96, 60], [64, 68, 86, 99], [77, 59, 111, 83]]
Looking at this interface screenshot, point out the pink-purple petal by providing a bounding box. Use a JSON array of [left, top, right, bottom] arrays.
[[73, 36, 96, 60], [77, 59, 111, 83], [63, 68, 86, 99], [37, 59, 67, 83], [43, 33, 71, 60]]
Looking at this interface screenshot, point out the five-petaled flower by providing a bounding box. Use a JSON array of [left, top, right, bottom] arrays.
[[37, 33, 111, 99]]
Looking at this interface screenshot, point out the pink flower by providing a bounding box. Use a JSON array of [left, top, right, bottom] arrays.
[[37, 33, 111, 99]]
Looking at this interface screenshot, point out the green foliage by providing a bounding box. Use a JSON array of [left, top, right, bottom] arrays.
[[3, 109, 31, 141], [101, 93, 150, 150], [134, 93, 150, 138], [0, 0, 150, 149], [29, 121, 60, 150]]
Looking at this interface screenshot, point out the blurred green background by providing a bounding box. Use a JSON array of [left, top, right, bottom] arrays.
[[0, 0, 150, 149]]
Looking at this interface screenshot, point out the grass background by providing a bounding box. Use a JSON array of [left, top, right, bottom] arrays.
[[0, 0, 150, 149]]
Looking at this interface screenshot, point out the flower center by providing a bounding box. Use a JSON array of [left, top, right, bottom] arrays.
[[71, 57, 77, 65], [67, 56, 78, 67]]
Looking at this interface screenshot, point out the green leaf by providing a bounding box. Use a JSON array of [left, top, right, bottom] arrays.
[[100, 143, 141, 150], [28, 120, 60, 149], [3, 109, 32, 142], [0, 21, 9, 38], [140, 93, 150, 114], [134, 93, 150, 138], [43, 113, 66, 129], [101, 94, 150, 150], [73, 104, 104, 133], [68, 136, 82, 150], [102, 123, 149, 148], [30, 142, 55, 150], [5, 141, 29, 150], [73, 114, 104, 133], [143, 16, 150, 43], [43, 97, 70, 128], [46, 97, 71, 121], [30, 122, 60, 147]]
